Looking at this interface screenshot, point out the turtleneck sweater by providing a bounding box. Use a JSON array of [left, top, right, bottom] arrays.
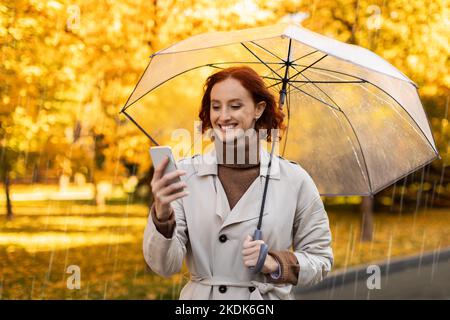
[[150, 132, 300, 285]]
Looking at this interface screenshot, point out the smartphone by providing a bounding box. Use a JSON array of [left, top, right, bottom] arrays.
[[149, 146, 181, 183]]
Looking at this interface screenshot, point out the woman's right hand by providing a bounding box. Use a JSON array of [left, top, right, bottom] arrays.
[[151, 156, 188, 221]]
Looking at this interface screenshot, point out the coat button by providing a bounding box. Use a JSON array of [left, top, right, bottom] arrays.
[[248, 286, 256, 293], [219, 234, 227, 243], [219, 285, 227, 293]]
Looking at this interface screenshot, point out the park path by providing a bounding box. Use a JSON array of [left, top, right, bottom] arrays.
[[294, 247, 450, 299]]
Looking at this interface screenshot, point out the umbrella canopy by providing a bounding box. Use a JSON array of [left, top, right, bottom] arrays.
[[120, 22, 439, 196]]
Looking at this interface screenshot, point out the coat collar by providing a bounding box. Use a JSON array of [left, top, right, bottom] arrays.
[[194, 145, 280, 180]]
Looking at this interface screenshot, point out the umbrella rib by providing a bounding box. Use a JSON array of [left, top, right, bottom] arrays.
[[122, 61, 283, 113], [364, 81, 439, 155], [208, 65, 224, 70], [290, 64, 342, 111], [289, 80, 365, 84], [121, 110, 159, 146], [121, 63, 209, 112], [249, 41, 285, 62], [290, 64, 438, 154], [293, 67, 372, 192], [293, 66, 374, 191], [263, 76, 284, 82], [241, 43, 283, 80], [122, 58, 284, 112], [123, 57, 436, 164], [263, 63, 289, 97], [289, 64, 369, 82], [291, 65, 438, 192], [267, 80, 283, 89], [291, 49, 319, 64], [302, 74, 372, 193], [295, 64, 439, 155], [263, 62, 289, 82], [288, 82, 340, 112], [288, 54, 328, 81], [288, 83, 373, 193], [208, 61, 285, 66], [340, 111, 373, 194], [265, 63, 285, 92], [286, 78, 372, 191], [120, 58, 153, 113]]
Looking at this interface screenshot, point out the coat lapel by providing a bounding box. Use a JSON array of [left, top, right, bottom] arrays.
[[221, 177, 269, 230], [214, 176, 231, 223], [193, 145, 277, 230]]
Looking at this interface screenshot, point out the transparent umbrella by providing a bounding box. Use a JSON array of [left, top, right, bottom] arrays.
[[120, 22, 440, 196]]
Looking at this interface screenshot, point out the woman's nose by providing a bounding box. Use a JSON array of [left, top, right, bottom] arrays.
[[219, 108, 231, 120]]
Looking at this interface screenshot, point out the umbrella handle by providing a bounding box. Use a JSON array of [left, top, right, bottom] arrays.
[[248, 229, 269, 274]]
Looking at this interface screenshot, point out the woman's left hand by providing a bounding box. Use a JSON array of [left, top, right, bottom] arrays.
[[242, 234, 279, 274]]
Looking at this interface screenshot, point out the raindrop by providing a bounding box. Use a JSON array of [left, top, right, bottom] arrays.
[[343, 224, 354, 276], [85, 282, 90, 299], [132, 263, 139, 288], [350, 226, 358, 264], [436, 157, 447, 202], [171, 277, 176, 300], [352, 270, 358, 299], [430, 180, 437, 208], [436, 97, 449, 201], [417, 230, 426, 276], [0, 274, 4, 299], [430, 244, 441, 284], [399, 176, 407, 215], [390, 182, 397, 213], [384, 231, 393, 287], [423, 192, 429, 214], [62, 245, 70, 283], [414, 166, 425, 220], [40, 248, 55, 300], [329, 272, 336, 300], [369, 222, 376, 258], [30, 276, 36, 299], [103, 281, 108, 300]]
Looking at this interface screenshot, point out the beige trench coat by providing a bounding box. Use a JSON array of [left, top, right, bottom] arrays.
[[143, 147, 333, 300]]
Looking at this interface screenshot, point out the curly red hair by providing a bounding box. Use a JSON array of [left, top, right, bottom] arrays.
[[198, 66, 285, 142]]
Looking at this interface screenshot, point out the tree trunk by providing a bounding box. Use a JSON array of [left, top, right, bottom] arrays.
[[91, 172, 104, 207], [360, 196, 374, 241], [5, 169, 13, 220]]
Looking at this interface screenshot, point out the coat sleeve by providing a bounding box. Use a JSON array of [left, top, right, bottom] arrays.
[[143, 196, 189, 278], [265, 250, 300, 285], [151, 204, 176, 238], [292, 168, 334, 288]]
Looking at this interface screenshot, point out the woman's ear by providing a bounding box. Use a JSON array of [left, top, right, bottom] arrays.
[[255, 101, 266, 119]]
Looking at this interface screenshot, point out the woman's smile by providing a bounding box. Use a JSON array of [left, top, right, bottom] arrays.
[[209, 78, 265, 142]]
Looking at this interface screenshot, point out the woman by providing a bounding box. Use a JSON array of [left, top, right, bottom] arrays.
[[143, 66, 333, 300]]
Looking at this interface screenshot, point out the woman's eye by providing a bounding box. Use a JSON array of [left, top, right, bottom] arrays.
[[231, 105, 241, 109], [211, 105, 220, 110]]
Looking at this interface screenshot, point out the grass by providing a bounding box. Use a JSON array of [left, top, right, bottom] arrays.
[[0, 200, 449, 299]]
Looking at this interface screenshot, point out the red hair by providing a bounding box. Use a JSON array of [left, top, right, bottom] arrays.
[[198, 66, 285, 141]]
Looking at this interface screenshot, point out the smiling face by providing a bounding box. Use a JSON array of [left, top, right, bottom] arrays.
[[209, 77, 266, 142]]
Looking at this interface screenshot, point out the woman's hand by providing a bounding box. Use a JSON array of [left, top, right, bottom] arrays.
[[151, 156, 188, 221], [242, 234, 279, 274]]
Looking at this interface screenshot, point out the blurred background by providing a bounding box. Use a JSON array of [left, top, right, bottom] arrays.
[[0, 0, 449, 299]]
